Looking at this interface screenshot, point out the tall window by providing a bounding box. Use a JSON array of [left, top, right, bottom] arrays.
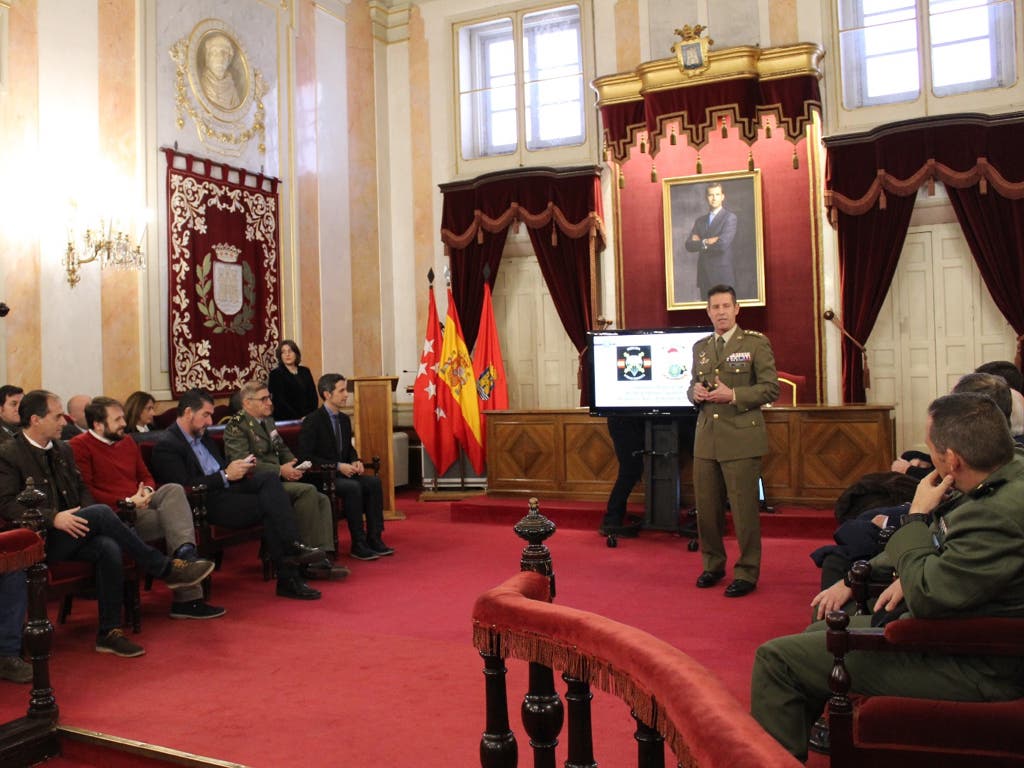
[[457, 4, 585, 160], [837, 0, 1017, 109]]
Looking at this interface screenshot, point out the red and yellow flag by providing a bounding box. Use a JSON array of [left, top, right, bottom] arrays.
[[437, 289, 485, 475], [413, 286, 458, 476], [472, 283, 509, 421]]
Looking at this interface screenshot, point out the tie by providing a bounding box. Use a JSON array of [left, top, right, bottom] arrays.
[[331, 413, 342, 452], [716, 335, 726, 364]]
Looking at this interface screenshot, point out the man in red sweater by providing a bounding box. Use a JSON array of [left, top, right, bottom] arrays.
[[70, 396, 224, 620]]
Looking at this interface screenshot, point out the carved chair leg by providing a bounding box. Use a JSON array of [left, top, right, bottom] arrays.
[[25, 561, 57, 720], [633, 713, 665, 768], [522, 661, 563, 768], [563, 672, 597, 768], [480, 648, 517, 768]]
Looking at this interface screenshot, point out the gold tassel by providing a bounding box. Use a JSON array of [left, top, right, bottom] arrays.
[[980, 177, 988, 195], [696, 154, 703, 174], [721, 120, 728, 138], [792, 147, 799, 170], [639, 138, 646, 154], [747, 152, 754, 172], [650, 164, 657, 183], [670, 131, 677, 146], [603, 145, 610, 162], [765, 123, 772, 139], [618, 170, 625, 189]]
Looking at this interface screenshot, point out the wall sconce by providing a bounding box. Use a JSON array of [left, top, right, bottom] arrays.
[[63, 220, 146, 288]]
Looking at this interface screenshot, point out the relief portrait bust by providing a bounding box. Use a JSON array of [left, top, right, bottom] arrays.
[[195, 30, 248, 112]]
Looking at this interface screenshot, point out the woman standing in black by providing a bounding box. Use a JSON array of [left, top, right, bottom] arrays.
[[267, 339, 318, 421]]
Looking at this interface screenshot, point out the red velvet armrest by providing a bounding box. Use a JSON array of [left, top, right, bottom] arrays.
[[883, 617, 1024, 655]]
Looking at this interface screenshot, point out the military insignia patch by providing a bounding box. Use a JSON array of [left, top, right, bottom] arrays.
[[617, 346, 652, 381]]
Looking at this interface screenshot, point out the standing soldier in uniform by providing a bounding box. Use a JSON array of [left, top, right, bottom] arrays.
[[687, 285, 778, 597]]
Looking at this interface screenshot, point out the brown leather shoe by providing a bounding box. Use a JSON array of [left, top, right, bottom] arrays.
[[302, 560, 350, 581]]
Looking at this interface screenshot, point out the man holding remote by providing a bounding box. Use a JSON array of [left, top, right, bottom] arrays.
[[223, 381, 346, 581], [687, 284, 778, 597]]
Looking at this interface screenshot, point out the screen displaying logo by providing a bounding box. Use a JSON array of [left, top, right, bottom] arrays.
[[617, 346, 652, 381]]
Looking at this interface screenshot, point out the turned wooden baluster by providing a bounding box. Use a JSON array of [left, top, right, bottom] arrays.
[[480, 637, 518, 768], [563, 672, 596, 768], [633, 711, 665, 768], [17, 479, 58, 721], [515, 498, 564, 766], [825, 610, 854, 762]]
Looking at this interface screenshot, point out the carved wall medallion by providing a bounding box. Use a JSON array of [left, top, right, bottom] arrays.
[[170, 18, 268, 157]]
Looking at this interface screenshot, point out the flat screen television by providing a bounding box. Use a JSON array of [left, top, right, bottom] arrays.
[[587, 326, 713, 416]]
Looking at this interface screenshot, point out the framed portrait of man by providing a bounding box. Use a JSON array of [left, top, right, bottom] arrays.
[[663, 170, 765, 310]]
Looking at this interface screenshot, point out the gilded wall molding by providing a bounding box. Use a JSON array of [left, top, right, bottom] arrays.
[[593, 42, 824, 106]]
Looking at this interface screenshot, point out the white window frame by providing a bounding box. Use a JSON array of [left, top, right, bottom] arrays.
[[825, 0, 1024, 131], [452, 0, 598, 177]]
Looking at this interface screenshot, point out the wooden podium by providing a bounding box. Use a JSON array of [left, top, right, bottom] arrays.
[[349, 376, 404, 520]]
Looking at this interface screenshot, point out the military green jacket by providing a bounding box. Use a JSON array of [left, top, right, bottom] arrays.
[[222, 412, 294, 476], [686, 325, 779, 461], [874, 453, 1024, 619]]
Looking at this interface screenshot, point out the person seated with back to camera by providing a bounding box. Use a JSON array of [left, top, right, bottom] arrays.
[[298, 373, 393, 562], [149, 388, 327, 600], [752, 392, 1024, 761], [69, 396, 225, 620], [0, 390, 216, 657], [223, 380, 348, 581]]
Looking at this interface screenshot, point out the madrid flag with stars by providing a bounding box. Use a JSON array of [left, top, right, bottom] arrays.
[[413, 286, 458, 476]]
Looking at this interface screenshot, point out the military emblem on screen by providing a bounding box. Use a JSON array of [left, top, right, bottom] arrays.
[[617, 346, 652, 381]]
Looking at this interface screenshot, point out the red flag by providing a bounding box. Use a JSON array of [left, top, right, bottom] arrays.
[[472, 283, 509, 417], [437, 289, 485, 475], [413, 287, 458, 476]]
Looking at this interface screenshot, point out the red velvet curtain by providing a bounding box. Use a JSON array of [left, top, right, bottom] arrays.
[[825, 114, 1024, 401], [836, 199, 916, 402], [439, 168, 605, 395]]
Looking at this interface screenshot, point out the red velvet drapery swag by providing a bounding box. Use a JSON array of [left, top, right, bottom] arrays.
[[164, 149, 282, 397], [824, 113, 1024, 402], [439, 167, 605, 404]]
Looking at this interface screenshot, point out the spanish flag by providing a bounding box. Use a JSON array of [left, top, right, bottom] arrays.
[[437, 289, 485, 475]]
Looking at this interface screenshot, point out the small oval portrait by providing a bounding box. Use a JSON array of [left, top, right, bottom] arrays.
[[193, 28, 249, 114]]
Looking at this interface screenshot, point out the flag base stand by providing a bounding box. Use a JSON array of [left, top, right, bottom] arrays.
[[420, 447, 487, 500]]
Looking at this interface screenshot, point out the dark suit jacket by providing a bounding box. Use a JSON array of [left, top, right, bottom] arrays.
[[684, 206, 738, 297], [150, 423, 230, 493], [298, 407, 357, 467], [0, 433, 96, 525]]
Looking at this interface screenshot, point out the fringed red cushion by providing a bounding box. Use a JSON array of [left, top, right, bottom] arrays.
[[0, 528, 45, 574], [472, 571, 800, 768]]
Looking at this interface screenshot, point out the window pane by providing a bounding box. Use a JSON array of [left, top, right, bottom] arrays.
[[929, 0, 1016, 95], [526, 73, 584, 149], [865, 50, 920, 97]]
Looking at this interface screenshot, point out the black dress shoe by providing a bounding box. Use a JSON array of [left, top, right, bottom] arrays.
[[724, 579, 757, 597], [281, 542, 326, 567], [350, 543, 380, 561], [695, 570, 725, 588], [367, 539, 395, 556], [275, 575, 322, 600]]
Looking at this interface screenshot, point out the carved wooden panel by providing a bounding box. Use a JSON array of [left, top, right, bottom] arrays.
[[486, 407, 895, 506]]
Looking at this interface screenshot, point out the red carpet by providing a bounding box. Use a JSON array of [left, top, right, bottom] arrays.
[[2, 492, 835, 767]]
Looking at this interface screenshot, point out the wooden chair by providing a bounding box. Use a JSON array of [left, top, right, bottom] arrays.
[[825, 562, 1024, 767]]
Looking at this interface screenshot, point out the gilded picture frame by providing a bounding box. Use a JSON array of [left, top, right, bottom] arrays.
[[663, 169, 765, 310]]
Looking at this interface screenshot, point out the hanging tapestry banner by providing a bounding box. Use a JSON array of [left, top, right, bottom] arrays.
[[164, 148, 281, 397]]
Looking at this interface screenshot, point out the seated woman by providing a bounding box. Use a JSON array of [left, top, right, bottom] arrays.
[[123, 391, 159, 440], [268, 340, 318, 422]]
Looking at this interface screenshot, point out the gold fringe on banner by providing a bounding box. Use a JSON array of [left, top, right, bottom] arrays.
[[721, 119, 728, 138], [650, 165, 657, 183], [618, 170, 626, 189], [670, 131, 677, 146], [747, 152, 755, 172], [696, 154, 703, 174], [792, 147, 799, 170], [639, 137, 647, 154]]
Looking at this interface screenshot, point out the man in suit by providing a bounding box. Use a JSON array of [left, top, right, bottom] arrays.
[[0, 385, 23, 443], [0, 390, 216, 657], [687, 284, 778, 597], [298, 374, 392, 561], [684, 182, 738, 301], [752, 393, 1024, 760], [149, 388, 326, 600], [69, 396, 225, 619], [223, 381, 347, 581]]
